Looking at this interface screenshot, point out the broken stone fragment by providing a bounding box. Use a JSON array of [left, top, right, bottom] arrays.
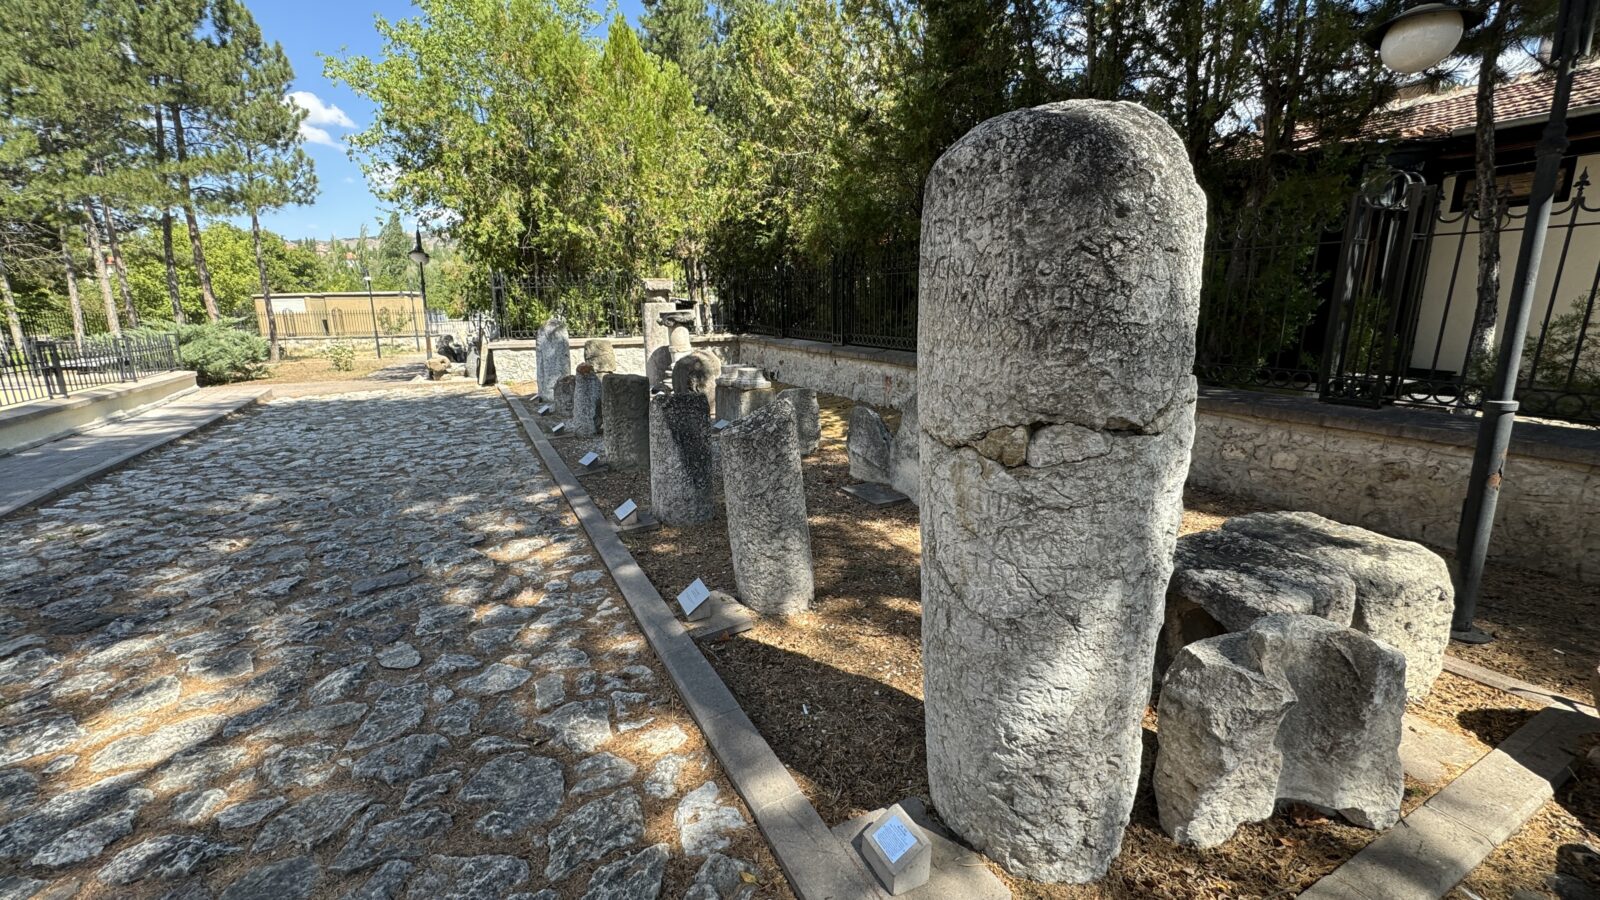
[[846, 406, 892, 484]]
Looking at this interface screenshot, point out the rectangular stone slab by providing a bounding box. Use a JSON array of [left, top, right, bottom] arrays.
[[831, 797, 1008, 899], [842, 483, 909, 507]]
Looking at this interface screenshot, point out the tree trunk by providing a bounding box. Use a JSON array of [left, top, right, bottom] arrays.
[[57, 220, 86, 344], [155, 106, 185, 324], [99, 200, 139, 328], [1465, 11, 1506, 385], [169, 104, 220, 322], [0, 251, 24, 351], [84, 204, 122, 336], [251, 207, 280, 363]]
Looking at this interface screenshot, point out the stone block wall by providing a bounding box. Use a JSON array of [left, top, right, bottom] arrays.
[[729, 334, 1600, 584], [482, 336, 736, 387]]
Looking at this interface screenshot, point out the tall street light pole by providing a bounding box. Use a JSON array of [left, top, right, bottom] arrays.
[[410, 228, 433, 358], [1364, 0, 1598, 643], [362, 267, 382, 359]]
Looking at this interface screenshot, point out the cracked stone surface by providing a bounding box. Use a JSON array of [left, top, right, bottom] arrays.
[[0, 388, 774, 898]]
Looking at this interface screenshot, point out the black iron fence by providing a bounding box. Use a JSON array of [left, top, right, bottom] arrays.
[[0, 331, 180, 408], [486, 271, 645, 339], [708, 250, 918, 352]]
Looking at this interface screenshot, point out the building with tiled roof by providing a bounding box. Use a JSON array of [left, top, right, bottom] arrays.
[[1366, 60, 1600, 141]]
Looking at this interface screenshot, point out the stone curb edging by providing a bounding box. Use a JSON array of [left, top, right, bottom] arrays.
[[0, 387, 273, 520], [1300, 706, 1599, 900], [1442, 655, 1598, 717], [497, 385, 890, 900]]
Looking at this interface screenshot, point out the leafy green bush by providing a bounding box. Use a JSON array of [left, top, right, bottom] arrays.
[[326, 342, 356, 372], [173, 321, 268, 385]]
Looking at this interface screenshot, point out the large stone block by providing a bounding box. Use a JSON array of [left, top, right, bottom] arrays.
[[649, 392, 715, 525], [673, 351, 722, 415], [535, 318, 571, 399], [717, 367, 773, 423], [554, 375, 576, 419], [847, 406, 892, 484], [1222, 511, 1453, 699], [889, 394, 920, 504], [572, 366, 603, 436], [1158, 528, 1356, 674], [720, 398, 814, 615], [776, 388, 820, 456], [918, 100, 1204, 884], [584, 339, 618, 374], [603, 375, 650, 473], [1154, 615, 1407, 847]]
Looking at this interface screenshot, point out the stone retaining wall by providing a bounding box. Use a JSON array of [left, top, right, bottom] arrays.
[[731, 334, 1600, 584]]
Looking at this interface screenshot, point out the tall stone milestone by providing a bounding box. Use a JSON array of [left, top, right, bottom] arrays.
[[584, 338, 618, 374], [572, 364, 603, 436], [553, 374, 577, 419], [918, 100, 1205, 883], [649, 392, 715, 525], [535, 317, 571, 400], [720, 398, 814, 615], [672, 350, 723, 413], [775, 387, 820, 456], [602, 374, 651, 472]]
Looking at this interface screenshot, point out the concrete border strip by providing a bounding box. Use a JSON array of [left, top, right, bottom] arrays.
[[0, 387, 273, 519], [1300, 706, 1600, 900], [498, 385, 888, 900], [1443, 655, 1598, 716]]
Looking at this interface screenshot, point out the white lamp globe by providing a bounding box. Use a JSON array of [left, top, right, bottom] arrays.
[[1379, 6, 1466, 74]]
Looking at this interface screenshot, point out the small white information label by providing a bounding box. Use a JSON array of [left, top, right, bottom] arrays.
[[579, 451, 599, 467], [614, 499, 638, 522], [872, 816, 918, 865], [551, 422, 566, 434], [676, 579, 711, 617], [712, 419, 730, 430], [537, 404, 552, 415]]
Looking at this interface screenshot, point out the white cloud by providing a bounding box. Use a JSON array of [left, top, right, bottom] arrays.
[[287, 91, 356, 149]]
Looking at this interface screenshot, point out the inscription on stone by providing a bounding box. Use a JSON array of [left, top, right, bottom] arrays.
[[614, 499, 638, 523]]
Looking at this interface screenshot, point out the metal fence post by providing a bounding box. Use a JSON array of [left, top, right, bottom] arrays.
[[43, 341, 67, 397]]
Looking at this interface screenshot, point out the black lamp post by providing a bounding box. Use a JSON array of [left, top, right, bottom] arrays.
[[362, 266, 382, 359], [410, 228, 432, 357], [1364, 0, 1598, 643]]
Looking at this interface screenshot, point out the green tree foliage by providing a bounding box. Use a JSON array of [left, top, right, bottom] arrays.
[[122, 222, 321, 323]]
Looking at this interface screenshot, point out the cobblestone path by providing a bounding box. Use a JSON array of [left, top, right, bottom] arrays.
[[0, 388, 776, 899]]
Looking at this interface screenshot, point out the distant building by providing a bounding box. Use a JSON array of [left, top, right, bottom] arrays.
[[251, 292, 425, 340]]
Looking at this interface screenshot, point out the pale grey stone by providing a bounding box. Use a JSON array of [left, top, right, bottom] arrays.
[[554, 375, 576, 419], [717, 368, 773, 422], [1224, 511, 1454, 699], [572, 368, 604, 436], [845, 405, 891, 484], [252, 790, 373, 854], [918, 100, 1204, 883], [255, 702, 367, 741], [584, 338, 618, 374], [675, 781, 746, 856], [404, 854, 528, 899], [0, 769, 39, 818], [97, 834, 242, 885], [29, 791, 150, 867], [377, 643, 421, 670], [690, 853, 759, 900], [0, 773, 144, 861], [720, 398, 813, 615], [581, 844, 668, 900], [649, 392, 715, 525], [888, 394, 919, 504], [536, 700, 612, 753], [1154, 633, 1294, 849], [309, 663, 370, 705], [602, 374, 651, 473], [571, 753, 638, 795], [353, 735, 448, 786], [346, 685, 427, 751], [673, 350, 722, 414], [535, 318, 571, 399], [400, 771, 460, 810], [431, 697, 478, 737], [329, 808, 452, 874], [644, 753, 695, 799], [151, 746, 247, 793], [219, 855, 320, 900], [456, 663, 531, 696], [458, 753, 564, 839], [545, 790, 644, 881], [0, 715, 83, 767], [264, 744, 337, 790], [112, 675, 182, 715], [775, 388, 819, 456], [344, 860, 413, 900], [187, 648, 253, 681], [415, 606, 471, 637], [91, 714, 225, 772], [215, 797, 285, 830], [533, 673, 565, 712], [169, 787, 225, 825]]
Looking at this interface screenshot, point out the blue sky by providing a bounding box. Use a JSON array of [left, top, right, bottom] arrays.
[[241, 0, 644, 241]]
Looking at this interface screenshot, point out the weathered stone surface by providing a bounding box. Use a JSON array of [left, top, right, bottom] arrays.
[[673, 351, 723, 414], [0, 715, 83, 767], [918, 100, 1204, 883], [535, 700, 612, 754], [717, 367, 773, 423], [642, 299, 677, 386], [377, 642, 421, 670], [0, 773, 144, 861], [649, 392, 715, 526], [1154, 633, 1294, 849], [348, 859, 413, 899], [1223, 511, 1453, 699], [602, 374, 651, 473], [30, 790, 150, 868], [545, 790, 645, 881], [113, 675, 182, 715], [330, 808, 452, 874], [689, 853, 759, 900], [554, 374, 577, 419], [675, 781, 746, 856], [888, 394, 920, 504], [720, 399, 813, 615], [264, 744, 337, 790], [346, 685, 427, 751], [571, 753, 638, 795], [256, 702, 368, 741], [252, 790, 373, 854], [406, 854, 528, 899], [1158, 528, 1357, 674], [846, 406, 892, 484], [774, 387, 819, 456], [535, 318, 571, 399], [353, 735, 449, 786], [584, 338, 618, 374], [98, 834, 242, 885], [91, 714, 225, 772], [572, 367, 604, 436], [456, 663, 531, 696], [581, 843, 668, 900], [218, 855, 321, 900], [458, 753, 564, 839], [216, 797, 285, 830], [308, 663, 368, 705]]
